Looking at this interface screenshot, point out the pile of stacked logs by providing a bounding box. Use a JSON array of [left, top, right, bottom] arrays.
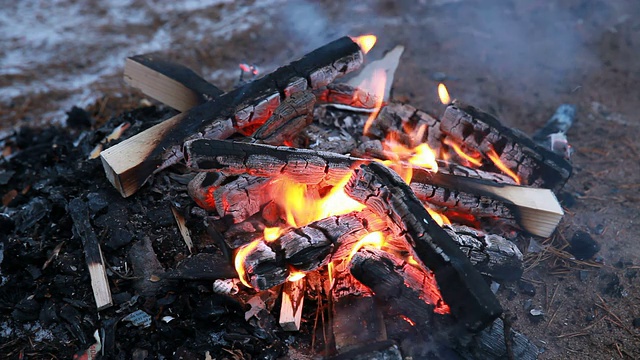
[[99, 36, 571, 359]]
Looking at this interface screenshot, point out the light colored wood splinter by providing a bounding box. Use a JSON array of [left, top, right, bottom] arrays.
[[279, 278, 306, 331]]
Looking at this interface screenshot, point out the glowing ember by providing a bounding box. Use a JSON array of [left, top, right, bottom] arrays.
[[263, 227, 282, 242], [486, 146, 521, 184], [351, 34, 377, 54], [287, 271, 306, 282], [234, 240, 261, 288], [347, 231, 385, 263], [443, 138, 483, 167], [407, 255, 420, 267], [327, 261, 335, 289], [438, 83, 450, 104], [426, 208, 451, 227], [401, 315, 416, 326], [270, 174, 365, 228], [361, 68, 387, 135]]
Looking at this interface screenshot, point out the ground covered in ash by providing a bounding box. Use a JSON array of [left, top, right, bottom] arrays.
[[2, 0, 640, 359]]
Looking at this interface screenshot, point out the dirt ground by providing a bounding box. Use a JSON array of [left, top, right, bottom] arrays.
[[2, 0, 640, 359]]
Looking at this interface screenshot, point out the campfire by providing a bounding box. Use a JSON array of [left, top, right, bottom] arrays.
[[95, 35, 571, 358]]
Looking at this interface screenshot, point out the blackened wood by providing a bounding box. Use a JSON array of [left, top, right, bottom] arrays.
[[441, 100, 572, 191], [455, 318, 539, 360], [124, 55, 224, 111], [444, 225, 523, 281], [366, 102, 443, 149], [102, 36, 364, 197], [214, 175, 273, 224], [345, 162, 502, 332], [163, 252, 237, 280], [185, 139, 363, 186], [411, 166, 564, 238], [532, 104, 576, 143], [314, 83, 380, 111], [242, 241, 289, 290], [350, 247, 449, 319], [187, 172, 227, 212], [68, 198, 113, 310], [250, 90, 315, 145]]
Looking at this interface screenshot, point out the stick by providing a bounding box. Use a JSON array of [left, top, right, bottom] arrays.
[[170, 205, 194, 254], [279, 278, 306, 331], [68, 198, 113, 310], [102, 36, 365, 197], [124, 55, 224, 111], [345, 162, 502, 332]]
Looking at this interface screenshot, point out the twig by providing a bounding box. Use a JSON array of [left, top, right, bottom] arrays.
[[501, 311, 515, 360]]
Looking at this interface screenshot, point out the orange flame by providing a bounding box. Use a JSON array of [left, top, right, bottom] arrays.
[[438, 83, 450, 104], [351, 35, 377, 54], [234, 240, 261, 288], [271, 173, 365, 228], [263, 227, 282, 242], [362, 68, 387, 135], [486, 146, 521, 185], [347, 231, 385, 263], [380, 137, 439, 184], [426, 208, 451, 227], [287, 271, 306, 282], [443, 138, 483, 167]]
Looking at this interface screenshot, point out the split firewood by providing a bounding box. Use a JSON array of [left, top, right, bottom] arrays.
[[124, 54, 224, 112], [345, 162, 502, 332], [68, 198, 113, 310], [440, 100, 572, 191], [279, 278, 305, 331], [184, 139, 363, 186], [102, 36, 366, 197], [411, 167, 564, 238]]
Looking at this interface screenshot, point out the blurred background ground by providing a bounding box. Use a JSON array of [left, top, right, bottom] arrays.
[[2, 0, 639, 358]]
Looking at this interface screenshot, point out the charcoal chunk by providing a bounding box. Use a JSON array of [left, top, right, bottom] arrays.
[[568, 231, 600, 260]]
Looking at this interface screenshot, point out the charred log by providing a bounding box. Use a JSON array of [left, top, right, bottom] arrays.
[[250, 90, 316, 145], [440, 100, 572, 191], [345, 162, 502, 332]]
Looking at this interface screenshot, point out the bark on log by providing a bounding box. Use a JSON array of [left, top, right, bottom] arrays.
[[440, 100, 572, 191], [345, 162, 502, 332], [185, 139, 363, 186], [444, 225, 523, 281], [101, 36, 364, 197], [314, 83, 381, 111]]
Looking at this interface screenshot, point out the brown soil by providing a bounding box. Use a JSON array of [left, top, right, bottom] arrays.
[[2, 0, 640, 359]]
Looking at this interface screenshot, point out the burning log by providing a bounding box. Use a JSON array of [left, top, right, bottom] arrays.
[[250, 90, 315, 145], [101, 36, 366, 197], [185, 139, 362, 186], [411, 167, 564, 238], [365, 102, 443, 149], [238, 210, 388, 290], [440, 100, 572, 191], [68, 198, 113, 310], [349, 247, 448, 324], [345, 162, 502, 332], [123, 54, 224, 112], [314, 83, 381, 111], [188, 172, 273, 224]]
